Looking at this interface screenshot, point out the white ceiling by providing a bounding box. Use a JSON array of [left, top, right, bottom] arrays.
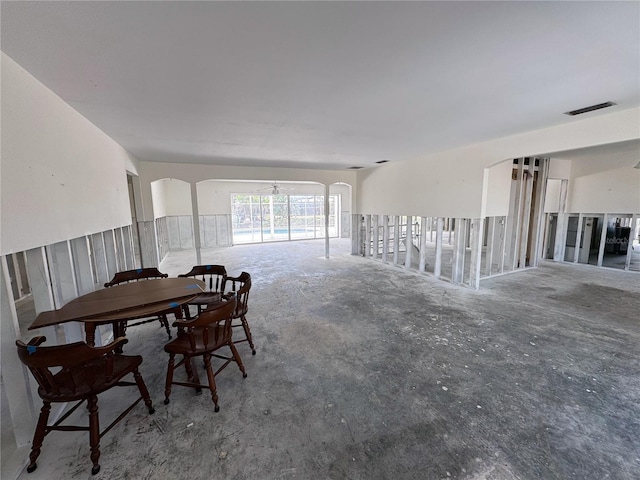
[[2, 1, 639, 170]]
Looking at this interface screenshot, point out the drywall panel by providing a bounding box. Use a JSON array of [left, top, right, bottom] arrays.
[[567, 167, 640, 213], [1, 53, 135, 255], [358, 154, 486, 217], [483, 160, 513, 217], [544, 179, 563, 213], [567, 149, 639, 178], [357, 107, 639, 218], [548, 158, 572, 179]]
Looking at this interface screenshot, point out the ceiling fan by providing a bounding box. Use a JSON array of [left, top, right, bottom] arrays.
[[256, 182, 292, 195]]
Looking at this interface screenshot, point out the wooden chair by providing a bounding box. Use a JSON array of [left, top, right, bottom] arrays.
[[222, 272, 256, 355], [178, 265, 227, 318], [104, 267, 173, 338], [16, 336, 154, 475], [163, 295, 246, 411]]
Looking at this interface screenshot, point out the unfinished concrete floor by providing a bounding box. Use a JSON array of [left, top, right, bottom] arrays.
[[15, 239, 640, 480]]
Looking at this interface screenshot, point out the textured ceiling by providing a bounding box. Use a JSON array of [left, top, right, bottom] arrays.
[[2, 1, 639, 170]]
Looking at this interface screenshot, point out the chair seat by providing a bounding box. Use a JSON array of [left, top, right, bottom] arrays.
[[190, 292, 222, 305], [164, 326, 228, 355], [39, 355, 143, 402]]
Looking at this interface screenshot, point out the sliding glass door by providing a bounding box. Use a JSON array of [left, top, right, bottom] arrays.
[[231, 194, 339, 244]]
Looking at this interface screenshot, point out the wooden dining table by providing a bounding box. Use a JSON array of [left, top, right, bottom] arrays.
[[29, 278, 206, 346]]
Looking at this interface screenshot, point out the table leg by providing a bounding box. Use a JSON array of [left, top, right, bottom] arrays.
[[84, 323, 97, 347]]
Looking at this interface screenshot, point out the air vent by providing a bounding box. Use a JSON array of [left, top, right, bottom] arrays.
[[348, 166, 363, 170], [564, 102, 616, 116], [375, 160, 389, 164]]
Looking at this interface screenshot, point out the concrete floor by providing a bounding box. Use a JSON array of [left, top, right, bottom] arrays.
[[14, 238, 640, 480]]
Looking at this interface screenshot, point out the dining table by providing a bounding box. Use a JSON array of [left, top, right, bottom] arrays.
[[29, 278, 206, 346]]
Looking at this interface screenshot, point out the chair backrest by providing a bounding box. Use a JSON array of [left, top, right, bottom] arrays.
[[223, 272, 251, 318], [16, 336, 127, 398], [104, 268, 168, 288], [177, 296, 237, 352], [178, 265, 227, 294]]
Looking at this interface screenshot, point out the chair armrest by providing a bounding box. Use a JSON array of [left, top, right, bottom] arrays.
[[97, 336, 129, 354], [63, 337, 129, 365], [172, 318, 195, 328], [27, 336, 48, 347]]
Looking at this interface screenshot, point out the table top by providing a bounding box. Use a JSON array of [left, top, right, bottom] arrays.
[[29, 278, 206, 329]]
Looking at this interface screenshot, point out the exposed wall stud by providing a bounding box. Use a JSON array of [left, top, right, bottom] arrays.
[[382, 215, 390, 263], [597, 213, 608, 267], [365, 214, 372, 257], [553, 179, 569, 262], [405, 216, 413, 269], [372, 214, 379, 260], [625, 214, 637, 270], [573, 214, 584, 263], [419, 216, 427, 272], [469, 218, 483, 289], [393, 216, 400, 265]]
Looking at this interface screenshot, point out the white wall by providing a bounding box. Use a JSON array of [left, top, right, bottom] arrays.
[[568, 167, 640, 213], [357, 107, 639, 218], [196, 180, 335, 215], [138, 162, 357, 221], [151, 178, 352, 220], [150, 178, 192, 218], [1, 53, 136, 255]]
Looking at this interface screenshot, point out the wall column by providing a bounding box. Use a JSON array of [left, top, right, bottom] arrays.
[[191, 182, 202, 265]]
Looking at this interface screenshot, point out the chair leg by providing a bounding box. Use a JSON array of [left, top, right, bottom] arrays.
[[27, 401, 51, 473], [159, 315, 171, 339], [203, 353, 220, 412], [229, 342, 248, 378], [87, 395, 101, 475], [132, 368, 155, 414], [164, 354, 175, 405], [240, 315, 256, 355], [183, 356, 202, 394]]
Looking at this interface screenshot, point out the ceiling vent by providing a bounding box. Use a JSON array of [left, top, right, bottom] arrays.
[[375, 160, 389, 164], [564, 102, 616, 116], [348, 166, 363, 170]]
